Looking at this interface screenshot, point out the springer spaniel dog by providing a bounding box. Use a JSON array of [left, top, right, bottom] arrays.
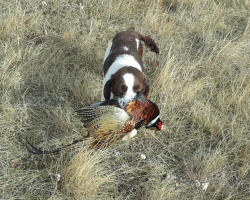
[[101, 31, 159, 108]]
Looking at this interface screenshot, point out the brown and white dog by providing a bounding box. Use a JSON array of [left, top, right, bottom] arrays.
[[101, 31, 159, 108]]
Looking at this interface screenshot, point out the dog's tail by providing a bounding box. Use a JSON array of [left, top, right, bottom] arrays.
[[138, 33, 159, 54]]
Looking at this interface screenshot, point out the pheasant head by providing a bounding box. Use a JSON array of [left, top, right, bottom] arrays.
[[124, 93, 163, 131]]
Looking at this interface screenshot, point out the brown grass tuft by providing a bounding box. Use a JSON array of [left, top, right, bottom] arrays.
[[62, 150, 113, 200]]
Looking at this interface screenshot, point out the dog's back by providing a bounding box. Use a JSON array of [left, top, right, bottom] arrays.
[[103, 31, 159, 75]]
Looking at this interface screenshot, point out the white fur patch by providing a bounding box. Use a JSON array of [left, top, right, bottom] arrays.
[[102, 54, 142, 101], [103, 42, 112, 63], [135, 38, 139, 50], [147, 115, 159, 127], [123, 46, 129, 51], [118, 73, 136, 108]]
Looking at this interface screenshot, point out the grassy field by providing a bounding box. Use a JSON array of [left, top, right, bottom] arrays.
[[0, 0, 249, 199]]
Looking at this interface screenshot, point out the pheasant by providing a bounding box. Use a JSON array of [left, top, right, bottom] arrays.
[[25, 94, 163, 154], [76, 93, 163, 148]]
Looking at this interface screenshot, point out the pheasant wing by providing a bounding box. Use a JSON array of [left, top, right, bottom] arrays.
[[76, 105, 130, 134]]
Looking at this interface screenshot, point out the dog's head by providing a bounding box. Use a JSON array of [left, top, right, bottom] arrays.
[[104, 67, 149, 107]]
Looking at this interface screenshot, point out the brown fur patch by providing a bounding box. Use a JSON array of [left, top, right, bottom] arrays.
[[103, 31, 158, 100]]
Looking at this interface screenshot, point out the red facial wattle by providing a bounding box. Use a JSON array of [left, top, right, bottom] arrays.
[[158, 121, 163, 130]]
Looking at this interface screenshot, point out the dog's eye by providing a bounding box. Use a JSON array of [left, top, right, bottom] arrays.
[[120, 85, 127, 93], [133, 85, 140, 92]]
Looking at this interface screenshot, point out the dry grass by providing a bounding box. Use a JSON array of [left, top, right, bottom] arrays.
[[62, 149, 113, 200], [0, 0, 249, 199]]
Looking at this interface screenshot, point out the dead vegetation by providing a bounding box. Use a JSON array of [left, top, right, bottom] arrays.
[[0, 0, 249, 199]]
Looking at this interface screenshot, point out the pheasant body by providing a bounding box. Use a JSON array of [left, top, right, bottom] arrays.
[[25, 95, 163, 155], [76, 94, 163, 148]]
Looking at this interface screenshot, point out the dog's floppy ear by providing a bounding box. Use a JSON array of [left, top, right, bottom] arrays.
[[103, 78, 113, 100]]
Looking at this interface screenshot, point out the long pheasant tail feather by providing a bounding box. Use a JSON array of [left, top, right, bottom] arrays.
[[26, 139, 62, 155], [26, 139, 47, 155], [26, 137, 87, 155]]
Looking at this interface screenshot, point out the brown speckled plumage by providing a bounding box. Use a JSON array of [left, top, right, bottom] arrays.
[[25, 95, 163, 154], [76, 94, 160, 148]]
